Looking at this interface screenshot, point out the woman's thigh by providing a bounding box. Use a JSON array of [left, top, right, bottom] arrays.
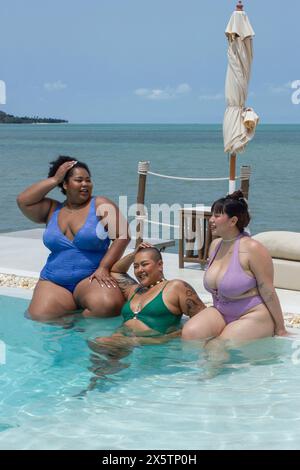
[[28, 280, 79, 321], [219, 306, 275, 345], [74, 277, 124, 317], [182, 307, 226, 340]]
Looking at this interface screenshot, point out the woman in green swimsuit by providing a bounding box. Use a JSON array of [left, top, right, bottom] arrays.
[[89, 242, 206, 356]]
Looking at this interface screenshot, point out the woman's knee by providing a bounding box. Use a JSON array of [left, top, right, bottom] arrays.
[[28, 299, 76, 322], [182, 321, 202, 340], [182, 314, 224, 341], [27, 305, 53, 322]]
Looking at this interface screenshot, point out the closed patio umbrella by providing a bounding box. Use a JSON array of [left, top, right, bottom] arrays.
[[223, 1, 259, 193]]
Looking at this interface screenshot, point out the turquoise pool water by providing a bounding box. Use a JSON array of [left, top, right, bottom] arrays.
[[1, 294, 300, 450]]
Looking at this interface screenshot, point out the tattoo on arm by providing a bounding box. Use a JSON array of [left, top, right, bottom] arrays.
[[257, 281, 275, 303], [257, 282, 275, 304], [262, 290, 275, 303], [114, 273, 137, 296], [182, 282, 205, 317]]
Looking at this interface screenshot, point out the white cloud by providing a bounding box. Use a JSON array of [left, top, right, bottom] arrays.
[[134, 83, 191, 101], [44, 80, 67, 92], [176, 83, 192, 94], [198, 93, 224, 101], [268, 82, 292, 94]]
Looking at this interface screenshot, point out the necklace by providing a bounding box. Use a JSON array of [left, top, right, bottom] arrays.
[[222, 235, 240, 243], [63, 206, 77, 213], [148, 278, 165, 289]]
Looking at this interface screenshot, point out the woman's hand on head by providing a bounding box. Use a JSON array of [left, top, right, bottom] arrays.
[[52, 160, 77, 184], [135, 241, 153, 253], [89, 267, 118, 289]]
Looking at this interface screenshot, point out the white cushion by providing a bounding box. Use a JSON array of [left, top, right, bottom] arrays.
[[253, 231, 300, 262], [273, 259, 300, 291]]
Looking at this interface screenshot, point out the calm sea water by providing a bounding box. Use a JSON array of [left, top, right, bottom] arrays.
[[0, 124, 299, 244]]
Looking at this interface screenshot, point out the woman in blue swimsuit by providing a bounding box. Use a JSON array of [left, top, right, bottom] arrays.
[[17, 156, 129, 321]]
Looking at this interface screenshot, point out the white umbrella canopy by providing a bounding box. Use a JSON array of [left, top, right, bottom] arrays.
[[223, 1, 259, 193]]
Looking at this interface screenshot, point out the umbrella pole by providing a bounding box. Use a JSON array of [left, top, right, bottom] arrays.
[[229, 152, 236, 193]]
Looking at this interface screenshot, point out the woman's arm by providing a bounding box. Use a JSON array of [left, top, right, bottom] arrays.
[[167, 280, 206, 317], [110, 272, 138, 300], [110, 241, 156, 275], [109, 242, 155, 296], [109, 249, 139, 299], [104, 242, 155, 298], [17, 178, 58, 223], [16, 160, 76, 223], [89, 329, 181, 357], [248, 240, 288, 336], [90, 197, 131, 288], [134, 329, 182, 345], [104, 241, 154, 298], [111, 250, 136, 273], [178, 281, 206, 317]]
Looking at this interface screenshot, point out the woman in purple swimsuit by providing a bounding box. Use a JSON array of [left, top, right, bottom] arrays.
[[17, 156, 129, 321], [182, 190, 288, 344]]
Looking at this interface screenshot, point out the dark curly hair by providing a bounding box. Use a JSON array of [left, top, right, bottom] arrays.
[[48, 156, 91, 195], [211, 190, 250, 233]]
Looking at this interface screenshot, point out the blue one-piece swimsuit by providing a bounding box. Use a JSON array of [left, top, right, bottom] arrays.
[[40, 197, 110, 293]]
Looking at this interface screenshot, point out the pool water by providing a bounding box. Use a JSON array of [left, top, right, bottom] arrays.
[[1, 294, 300, 450]]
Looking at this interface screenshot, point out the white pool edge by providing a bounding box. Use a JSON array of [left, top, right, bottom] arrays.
[[0, 287, 33, 299]]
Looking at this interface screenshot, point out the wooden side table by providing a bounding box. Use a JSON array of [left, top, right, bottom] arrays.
[[178, 206, 212, 268]]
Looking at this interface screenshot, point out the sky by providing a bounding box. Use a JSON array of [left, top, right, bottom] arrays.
[[1, 0, 300, 123]]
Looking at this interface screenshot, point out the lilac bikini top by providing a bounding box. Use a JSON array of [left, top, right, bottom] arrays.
[[203, 233, 257, 299]]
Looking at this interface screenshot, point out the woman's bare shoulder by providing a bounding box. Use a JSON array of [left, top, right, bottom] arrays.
[[241, 236, 270, 256], [95, 195, 115, 206], [241, 236, 263, 249], [166, 279, 197, 292], [95, 196, 118, 216]]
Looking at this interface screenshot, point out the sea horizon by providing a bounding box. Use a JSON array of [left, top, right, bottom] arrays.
[[1, 120, 300, 126], [2, 122, 299, 125]]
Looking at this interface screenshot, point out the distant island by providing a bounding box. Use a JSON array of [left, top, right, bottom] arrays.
[[0, 111, 68, 124]]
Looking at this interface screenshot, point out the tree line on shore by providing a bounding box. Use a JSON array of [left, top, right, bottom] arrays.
[[0, 110, 68, 124]]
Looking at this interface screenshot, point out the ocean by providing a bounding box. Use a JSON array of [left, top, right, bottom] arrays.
[[0, 124, 299, 250]]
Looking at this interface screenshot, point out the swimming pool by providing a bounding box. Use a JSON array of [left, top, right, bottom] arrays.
[[1, 293, 300, 450]]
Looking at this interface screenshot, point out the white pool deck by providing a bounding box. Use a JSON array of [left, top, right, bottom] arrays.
[[0, 228, 299, 323]]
